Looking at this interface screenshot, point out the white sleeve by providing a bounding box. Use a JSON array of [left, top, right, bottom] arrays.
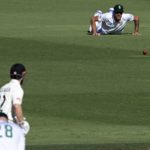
[[99, 13, 109, 22], [12, 88, 23, 105], [124, 13, 134, 22], [94, 10, 103, 21]]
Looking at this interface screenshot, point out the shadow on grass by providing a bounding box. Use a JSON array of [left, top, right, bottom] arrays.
[[86, 31, 132, 36], [0, 36, 130, 62], [27, 143, 150, 150]]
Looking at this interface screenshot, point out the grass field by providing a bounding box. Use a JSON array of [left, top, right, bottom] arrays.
[[0, 0, 150, 150]]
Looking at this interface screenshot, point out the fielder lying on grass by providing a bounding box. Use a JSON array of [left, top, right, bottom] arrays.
[[88, 4, 140, 36]]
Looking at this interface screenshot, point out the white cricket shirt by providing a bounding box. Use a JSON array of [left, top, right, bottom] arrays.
[[0, 79, 24, 121], [97, 12, 134, 34], [0, 121, 25, 150]]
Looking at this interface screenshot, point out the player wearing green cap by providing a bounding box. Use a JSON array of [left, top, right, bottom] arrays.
[[88, 4, 140, 36]]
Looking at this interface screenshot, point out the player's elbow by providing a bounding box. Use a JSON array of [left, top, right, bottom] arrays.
[[134, 16, 139, 22], [13, 104, 21, 108]]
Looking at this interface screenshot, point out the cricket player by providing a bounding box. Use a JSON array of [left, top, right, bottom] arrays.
[[0, 63, 30, 135], [88, 4, 140, 36], [0, 112, 25, 150]]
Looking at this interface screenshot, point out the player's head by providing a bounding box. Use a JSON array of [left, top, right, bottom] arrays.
[[0, 112, 8, 121], [113, 4, 124, 22], [10, 63, 27, 84]]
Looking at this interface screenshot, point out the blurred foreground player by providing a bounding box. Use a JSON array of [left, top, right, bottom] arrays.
[[0, 112, 25, 150]]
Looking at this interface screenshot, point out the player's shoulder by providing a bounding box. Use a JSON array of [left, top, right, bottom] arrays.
[[8, 122, 24, 131], [122, 13, 134, 18], [101, 12, 113, 20], [10, 79, 23, 91], [0, 82, 11, 92], [0, 121, 16, 128], [0, 80, 22, 94], [102, 12, 112, 15]]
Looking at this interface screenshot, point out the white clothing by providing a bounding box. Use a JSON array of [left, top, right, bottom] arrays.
[[94, 10, 103, 16], [98, 12, 134, 34], [89, 9, 134, 34], [88, 10, 103, 33], [0, 79, 24, 121], [108, 8, 114, 12], [0, 121, 25, 150]]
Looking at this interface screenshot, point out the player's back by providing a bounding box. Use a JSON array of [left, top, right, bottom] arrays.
[[0, 121, 25, 150], [0, 81, 14, 121], [0, 79, 23, 121]]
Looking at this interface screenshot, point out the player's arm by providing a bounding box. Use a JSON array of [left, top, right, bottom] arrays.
[[132, 15, 140, 36], [90, 16, 100, 36], [13, 104, 30, 135], [13, 104, 24, 123]]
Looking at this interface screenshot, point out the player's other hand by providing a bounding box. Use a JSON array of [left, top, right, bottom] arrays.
[[19, 120, 30, 135], [92, 32, 101, 36], [132, 32, 141, 36]]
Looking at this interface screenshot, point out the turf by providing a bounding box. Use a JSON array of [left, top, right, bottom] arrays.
[[0, 0, 150, 150]]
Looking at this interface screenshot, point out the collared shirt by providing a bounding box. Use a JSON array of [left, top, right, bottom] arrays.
[[0, 79, 24, 121]]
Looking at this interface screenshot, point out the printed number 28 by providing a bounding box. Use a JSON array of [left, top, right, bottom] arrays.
[[0, 125, 13, 138]]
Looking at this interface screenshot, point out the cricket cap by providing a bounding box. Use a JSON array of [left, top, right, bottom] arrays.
[[10, 63, 26, 79], [114, 4, 124, 13]]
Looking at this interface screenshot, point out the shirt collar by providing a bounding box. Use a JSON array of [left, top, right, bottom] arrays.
[[10, 79, 20, 84]]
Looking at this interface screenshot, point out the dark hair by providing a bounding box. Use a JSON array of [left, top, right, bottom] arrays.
[[0, 112, 8, 119], [10, 63, 26, 79]]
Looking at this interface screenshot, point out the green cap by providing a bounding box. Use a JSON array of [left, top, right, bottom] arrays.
[[114, 4, 124, 13]]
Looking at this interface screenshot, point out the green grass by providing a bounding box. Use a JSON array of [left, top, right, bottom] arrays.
[[0, 0, 150, 150]]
